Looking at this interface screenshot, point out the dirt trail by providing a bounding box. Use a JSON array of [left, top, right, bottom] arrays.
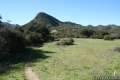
[[25, 66, 39, 80]]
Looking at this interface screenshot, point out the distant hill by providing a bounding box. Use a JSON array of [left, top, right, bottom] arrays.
[[34, 12, 62, 27], [0, 21, 20, 28], [22, 12, 62, 31], [22, 12, 84, 31], [22, 12, 120, 38]]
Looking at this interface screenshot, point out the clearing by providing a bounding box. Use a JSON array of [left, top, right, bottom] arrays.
[[32, 39, 120, 80], [0, 38, 120, 80]]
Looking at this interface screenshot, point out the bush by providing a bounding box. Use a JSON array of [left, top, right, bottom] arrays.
[[113, 47, 120, 52], [110, 33, 120, 39], [80, 29, 95, 38], [104, 35, 114, 40], [25, 32, 44, 46], [20, 26, 53, 46], [56, 38, 74, 45], [0, 27, 26, 54]]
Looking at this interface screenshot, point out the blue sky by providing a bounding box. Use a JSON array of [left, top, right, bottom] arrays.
[[0, 0, 120, 25]]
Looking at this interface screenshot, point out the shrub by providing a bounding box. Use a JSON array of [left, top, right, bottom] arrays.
[[104, 35, 114, 40], [110, 33, 120, 39], [56, 38, 74, 45], [20, 26, 53, 46], [25, 32, 44, 46], [0, 27, 26, 54], [113, 47, 120, 52], [80, 29, 95, 38]]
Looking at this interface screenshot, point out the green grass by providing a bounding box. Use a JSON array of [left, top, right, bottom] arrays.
[[0, 48, 50, 80], [0, 63, 24, 80], [1, 38, 120, 80], [32, 38, 120, 80]]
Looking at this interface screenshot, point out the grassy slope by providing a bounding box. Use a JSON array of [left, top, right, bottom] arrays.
[[32, 39, 120, 80]]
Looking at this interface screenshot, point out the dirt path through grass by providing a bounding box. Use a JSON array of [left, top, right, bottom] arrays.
[[25, 66, 39, 80]]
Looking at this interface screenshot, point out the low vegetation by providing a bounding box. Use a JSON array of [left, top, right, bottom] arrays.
[[104, 35, 114, 40], [56, 38, 74, 45], [113, 47, 120, 52], [0, 27, 26, 55], [32, 39, 120, 80]]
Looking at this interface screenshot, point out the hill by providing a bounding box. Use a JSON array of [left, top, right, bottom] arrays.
[[22, 12, 62, 31], [22, 12, 84, 31], [22, 12, 120, 39], [0, 21, 19, 28]]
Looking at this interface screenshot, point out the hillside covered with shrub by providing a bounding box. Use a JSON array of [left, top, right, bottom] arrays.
[[22, 12, 120, 40]]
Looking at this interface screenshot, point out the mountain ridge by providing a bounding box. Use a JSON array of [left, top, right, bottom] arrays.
[[22, 12, 84, 32]]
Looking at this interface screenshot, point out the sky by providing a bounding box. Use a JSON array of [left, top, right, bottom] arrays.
[[0, 0, 120, 26]]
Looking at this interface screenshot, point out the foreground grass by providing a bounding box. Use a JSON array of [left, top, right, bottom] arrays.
[[0, 48, 50, 80], [32, 39, 120, 80], [0, 38, 120, 80], [0, 64, 24, 80]]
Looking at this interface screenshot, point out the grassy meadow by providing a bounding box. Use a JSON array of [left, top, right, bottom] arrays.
[[32, 38, 120, 80], [0, 38, 120, 80]]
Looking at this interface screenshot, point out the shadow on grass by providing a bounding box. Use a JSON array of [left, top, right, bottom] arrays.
[[0, 48, 54, 74]]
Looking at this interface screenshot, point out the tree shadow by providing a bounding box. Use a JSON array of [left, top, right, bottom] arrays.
[[0, 48, 54, 74]]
